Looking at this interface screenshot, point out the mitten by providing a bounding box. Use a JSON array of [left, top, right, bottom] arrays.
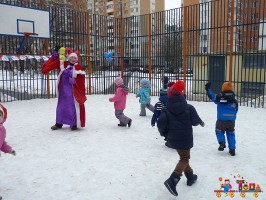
[[9, 150, 16, 156], [200, 121, 205, 127], [52, 51, 59, 60], [205, 82, 211, 90], [147, 99, 151, 104]]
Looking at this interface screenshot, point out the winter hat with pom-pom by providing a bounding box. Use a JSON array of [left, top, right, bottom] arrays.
[[222, 82, 233, 92], [167, 82, 175, 88], [168, 80, 185, 97], [0, 103, 7, 123], [115, 77, 124, 86]]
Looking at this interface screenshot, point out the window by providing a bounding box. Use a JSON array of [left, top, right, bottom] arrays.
[[124, 10, 128, 14], [251, 25, 257, 31], [242, 55, 266, 69], [201, 47, 207, 53], [201, 23, 207, 29], [251, 37, 256, 42], [117, 11, 121, 15], [251, 13, 258, 19], [124, 3, 127, 7], [252, 2, 258, 8], [241, 82, 264, 97], [117, 4, 121, 8], [201, 35, 208, 41]]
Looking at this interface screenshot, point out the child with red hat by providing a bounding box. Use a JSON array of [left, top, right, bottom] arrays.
[[157, 80, 204, 196], [0, 104, 16, 200], [205, 81, 238, 156], [109, 77, 132, 127]]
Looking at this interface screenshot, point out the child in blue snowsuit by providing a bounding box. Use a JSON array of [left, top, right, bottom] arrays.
[[205, 82, 238, 156], [136, 79, 154, 116]]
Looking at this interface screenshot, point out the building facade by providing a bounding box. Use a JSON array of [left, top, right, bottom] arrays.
[[182, 0, 266, 54]]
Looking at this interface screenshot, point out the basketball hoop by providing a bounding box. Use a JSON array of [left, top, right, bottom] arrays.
[[23, 32, 39, 37]]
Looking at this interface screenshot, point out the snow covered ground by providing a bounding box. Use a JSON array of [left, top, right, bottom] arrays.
[[0, 94, 266, 200]]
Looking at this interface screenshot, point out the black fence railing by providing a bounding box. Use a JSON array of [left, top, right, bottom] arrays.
[[0, 0, 265, 108]]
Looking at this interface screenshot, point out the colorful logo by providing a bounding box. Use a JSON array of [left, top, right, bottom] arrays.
[[214, 174, 263, 198]]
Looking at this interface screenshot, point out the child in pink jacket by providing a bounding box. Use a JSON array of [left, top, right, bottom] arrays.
[[109, 77, 132, 127], [0, 104, 16, 156], [0, 104, 16, 200]]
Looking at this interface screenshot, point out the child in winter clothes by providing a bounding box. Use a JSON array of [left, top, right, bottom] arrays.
[[205, 82, 238, 156], [136, 79, 154, 116], [159, 76, 169, 97], [157, 80, 204, 196], [109, 77, 132, 127], [0, 104, 16, 156], [0, 104, 16, 200], [151, 81, 175, 127]]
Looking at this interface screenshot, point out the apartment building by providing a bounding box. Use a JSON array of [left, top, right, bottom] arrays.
[[182, 0, 266, 54], [90, 0, 165, 66]]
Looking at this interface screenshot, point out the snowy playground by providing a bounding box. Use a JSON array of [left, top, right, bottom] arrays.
[[0, 94, 266, 200]]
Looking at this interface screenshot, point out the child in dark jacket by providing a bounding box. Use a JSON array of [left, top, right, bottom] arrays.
[[151, 81, 175, 127], [205, 82, 238, 156], [157, 80, 204, 196], [109, 77, 132, 127]]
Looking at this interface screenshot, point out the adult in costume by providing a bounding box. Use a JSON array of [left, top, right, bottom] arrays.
[[42, 49, 87, 130]]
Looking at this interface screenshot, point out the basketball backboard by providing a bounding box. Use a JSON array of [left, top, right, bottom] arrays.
[[0, 3, 50, 38]]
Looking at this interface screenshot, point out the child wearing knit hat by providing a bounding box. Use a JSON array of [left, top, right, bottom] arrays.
[[109, 77, 132, 127], [0, 104, 16, 200], [157, 80, 205, 196], [0, 104, 16, 157], [205, 81, 238, 156], [136, 79, 154, 116], [151, 80, 173, 127]]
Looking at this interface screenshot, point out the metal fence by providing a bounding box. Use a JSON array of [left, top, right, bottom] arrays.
[[0, 0, 266, 108]]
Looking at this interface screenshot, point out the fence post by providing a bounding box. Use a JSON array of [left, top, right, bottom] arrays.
[[120, 14, 124, 78], [229, 0, 234, 83], [44, 4, 50, 99], [87, 11, 92, 95], [183, 6, 188, 92], [148, 14, 152, 83]]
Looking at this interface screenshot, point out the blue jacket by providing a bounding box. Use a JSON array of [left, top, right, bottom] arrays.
[[157, 95, 203, 150], [207, 89, 238, 121], [136, 85, 151, 104]]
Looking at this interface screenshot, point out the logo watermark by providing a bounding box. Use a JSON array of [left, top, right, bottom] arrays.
[[214, 174, 263, 198]]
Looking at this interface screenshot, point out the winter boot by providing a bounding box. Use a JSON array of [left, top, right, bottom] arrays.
[[164, 172, 181, 196], [128, 119, 132, 127], [165, 142, 169, 147], [185, 170, 198, 186], [118, 123, 126, 127], [218, 142, 226, 151], [229, 149, 235, 156], [71, 125, 77, 131], [51, 123, 63, 130], [0, 195, 2, 200]]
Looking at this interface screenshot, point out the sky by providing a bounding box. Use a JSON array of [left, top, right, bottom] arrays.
[[165, 0, 182, 10]]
